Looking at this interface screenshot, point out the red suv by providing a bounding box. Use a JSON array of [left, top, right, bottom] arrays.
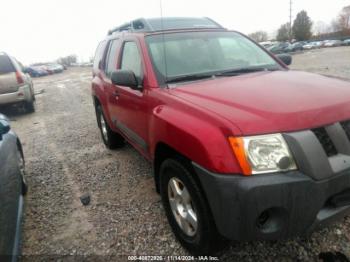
[[92, 17, 350, 254]]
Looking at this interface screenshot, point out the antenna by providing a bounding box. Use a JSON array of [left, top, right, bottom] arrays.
[[289, 0, 293, 42], [159, 0, 168, 85]]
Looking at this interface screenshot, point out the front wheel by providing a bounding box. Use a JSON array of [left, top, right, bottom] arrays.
[[160, 159, 225, 254], [17, 147, 28, 195]]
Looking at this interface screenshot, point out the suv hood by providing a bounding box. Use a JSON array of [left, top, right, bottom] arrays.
[[170, 70, 350, 135]]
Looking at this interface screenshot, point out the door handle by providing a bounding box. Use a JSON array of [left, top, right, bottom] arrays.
[[113, 90, 120, 97]]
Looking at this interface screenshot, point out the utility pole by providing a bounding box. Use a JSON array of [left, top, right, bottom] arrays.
[[289, 0, 293, 42]]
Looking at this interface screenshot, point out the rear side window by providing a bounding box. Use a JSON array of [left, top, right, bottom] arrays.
[[0, 55, 15, 74], [11, 57, 23, 72], [105, 39, 120, 78], [93, 40, 106, 71], [120, 42, 142, 78]]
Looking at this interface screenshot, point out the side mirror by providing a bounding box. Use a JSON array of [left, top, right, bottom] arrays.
[[0, 119, 10, 140], [276, 54, 292, 66], [111, 70, 141, 90]]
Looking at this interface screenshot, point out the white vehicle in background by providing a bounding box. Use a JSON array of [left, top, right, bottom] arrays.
[[302, 42, 314, 50], [312, 41, 323, 48], [324, 40, 342, 47], [303, 41, 322, 50], [0, 53, 35, 113], [342, 39, 350, 46], [259, 41, 276, 49]]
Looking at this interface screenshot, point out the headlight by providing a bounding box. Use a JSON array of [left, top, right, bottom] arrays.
[[229, 134, 297, 175]]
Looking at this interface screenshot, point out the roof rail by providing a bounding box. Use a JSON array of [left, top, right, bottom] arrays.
[[108, 18, 154, 35], [108, 17, 224, 35]]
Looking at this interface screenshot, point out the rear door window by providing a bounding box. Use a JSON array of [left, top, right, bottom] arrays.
[[0, 55, 15, 74], [11, 57, 23, 72], [104, 39, 120, 78], [93, 40, 106, 71]]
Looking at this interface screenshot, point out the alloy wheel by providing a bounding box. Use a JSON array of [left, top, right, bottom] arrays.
[[168, 177, 198, 237]]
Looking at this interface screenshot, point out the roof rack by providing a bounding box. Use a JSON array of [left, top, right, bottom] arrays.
[[108, 17, 224, 35]]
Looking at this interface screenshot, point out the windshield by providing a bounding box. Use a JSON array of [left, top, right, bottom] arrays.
[[146, 31, 281, 84]]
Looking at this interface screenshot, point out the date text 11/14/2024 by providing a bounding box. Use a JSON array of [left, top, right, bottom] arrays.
[[127, 255, 219, 261]]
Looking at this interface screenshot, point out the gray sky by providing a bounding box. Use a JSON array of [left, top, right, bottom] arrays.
[[0, 0, 348, 64]]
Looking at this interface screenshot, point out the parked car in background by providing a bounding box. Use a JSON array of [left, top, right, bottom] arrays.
[[285, 41, 305, 52], [302, 41, 321, 50], [302, 42, 313, 50], [0, 114, 27, 261], [36, 65, 52, 75], [92, 17, 350, 254], [324, 40, 342, 47], [343, 39, 350, 46], [24, 66, 49, 77], [0, 52, 35, 113], [259, 41, 276, 49], [31, 63, 65, 75], [46, 64, 64, 74], [313, 41, 323, 48], [267, 42, 291, 54]]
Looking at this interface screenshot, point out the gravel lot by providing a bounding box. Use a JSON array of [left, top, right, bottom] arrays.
[[290, 46, 350, 80], [4, 46, 350, 261]]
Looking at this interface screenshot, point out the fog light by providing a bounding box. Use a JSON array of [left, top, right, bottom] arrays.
[[256, 207, 287, 234], [277, 155, 292, 170]]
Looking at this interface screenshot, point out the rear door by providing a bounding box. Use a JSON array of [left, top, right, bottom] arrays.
[[0, 55, 18, 94], [101, 38, 122, 124]]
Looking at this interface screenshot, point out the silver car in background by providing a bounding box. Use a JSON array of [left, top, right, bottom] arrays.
[[0, 53, 35, 113], [324, 40, 343, 47]]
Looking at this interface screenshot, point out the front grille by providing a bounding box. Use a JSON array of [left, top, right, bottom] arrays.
[[341, 121, 350, 140], [312, 127, 338, 157]]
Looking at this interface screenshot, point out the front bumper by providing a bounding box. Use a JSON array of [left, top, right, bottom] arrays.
[[194, 163, 350, 241], [0, 85, 32, 106]]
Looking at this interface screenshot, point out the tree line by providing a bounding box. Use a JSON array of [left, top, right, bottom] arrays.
[[248, 5, 350, 42], [57, 55, 78, 66]]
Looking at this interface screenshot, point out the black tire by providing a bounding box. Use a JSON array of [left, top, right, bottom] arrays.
[[25, 100, 35, 113], [96, 105, 124, 149], [160, 158, 226, 255], [17, 146, 28, 195]]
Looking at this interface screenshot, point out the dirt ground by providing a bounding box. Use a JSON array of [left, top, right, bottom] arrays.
[[4, 46, 350, 261], [290, 46, 350, 80]]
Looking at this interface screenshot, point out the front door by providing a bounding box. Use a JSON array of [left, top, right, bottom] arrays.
[[0, 134, 21, 258], [112, 40, 149, 153]]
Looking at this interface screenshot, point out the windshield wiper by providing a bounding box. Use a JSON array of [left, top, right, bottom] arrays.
[[215, 67, 279, 76], [165, 73, 214, 84], [165, 67, 279, 84]]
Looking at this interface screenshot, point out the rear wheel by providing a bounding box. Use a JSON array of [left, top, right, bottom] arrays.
[[160, 158, 225, 254], [96, 105, 124, 149], [24, 99, 35, 113]]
